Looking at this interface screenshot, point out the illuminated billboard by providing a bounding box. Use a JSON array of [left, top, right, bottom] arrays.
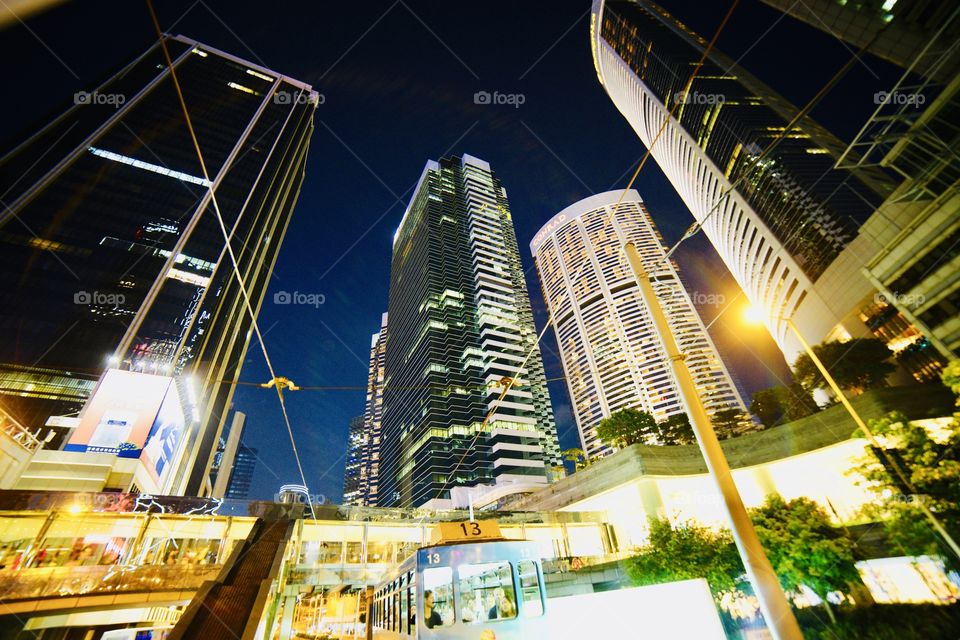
[[140, 380, 186, 488], [66, 369, 171, 456]]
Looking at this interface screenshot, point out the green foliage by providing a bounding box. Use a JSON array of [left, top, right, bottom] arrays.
[[942, 359, 960, 405], [750, 387, 784, 428], [749, 384, 818, 427], [852, 411, 960, 559], [750, 495, 862, 603], [711, 407, 750, 439], [657, 412, 696, 445], [596, 408, 658, 448], [795, 603, 960, 640], [624, 518, 745, 600], [561, 448, 589, 472], [792, 338, 896, 393]]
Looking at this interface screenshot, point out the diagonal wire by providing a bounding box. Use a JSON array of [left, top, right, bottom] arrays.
[[146, 0, 316, 521], [421, 0, 744, 510]]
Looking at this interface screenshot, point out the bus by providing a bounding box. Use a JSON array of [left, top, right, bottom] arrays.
[[370, 521, 726, 639], [372, 537, 546, 639]]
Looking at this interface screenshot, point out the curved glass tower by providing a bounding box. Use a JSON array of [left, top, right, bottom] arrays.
[[590, 0, 892, 361], [532, 190, 746, 458]]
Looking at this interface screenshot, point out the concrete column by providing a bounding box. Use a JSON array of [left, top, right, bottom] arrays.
[[278, 595, 297, 640]]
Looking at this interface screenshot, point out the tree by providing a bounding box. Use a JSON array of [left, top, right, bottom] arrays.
[[750, 387, 784, 428], [792, 338, 896, 394], [657, 413, 696, 445], [596, 408, 658, 449], [750, 495, 862, 623], [562, 448, 590, 472], [852, 410, 960, 563], [624, 518, 745, 602], [749, 384, 818, 427], [711, 407, 750, 439]]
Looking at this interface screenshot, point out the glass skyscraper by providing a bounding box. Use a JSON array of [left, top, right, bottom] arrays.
[[225, 443, 258, 501], [0, 35, 318, 494], [532, 190, 747, 458], [379, 154, 561, 508], [590, 0, 899, 362]]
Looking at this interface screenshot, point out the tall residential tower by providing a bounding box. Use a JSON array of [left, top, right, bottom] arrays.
[[379, 155, 561, 508], [532, 190, 747, 458]]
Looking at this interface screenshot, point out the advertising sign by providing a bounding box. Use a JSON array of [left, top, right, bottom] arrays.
[[140, 380, 187, 487], [65, 369, 171, 456]]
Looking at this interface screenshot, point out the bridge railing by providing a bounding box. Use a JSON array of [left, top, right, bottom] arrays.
[[0, 562, 221, 602]]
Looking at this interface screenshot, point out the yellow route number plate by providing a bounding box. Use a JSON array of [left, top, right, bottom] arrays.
[[430, 520, 502, 545]]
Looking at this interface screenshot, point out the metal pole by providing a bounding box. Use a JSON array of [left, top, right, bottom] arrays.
[[784, 317, 960, 561], [624, 242, 803, 640]]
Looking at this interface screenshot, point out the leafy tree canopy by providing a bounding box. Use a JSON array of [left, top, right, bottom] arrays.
[[625, 518, 745, 600], [792, 338, 895, 393], [750, 495, 862, 606], [596, 408, 658, 449]]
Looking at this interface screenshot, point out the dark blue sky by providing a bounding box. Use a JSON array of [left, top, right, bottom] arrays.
[[1, 1, 900, 502]]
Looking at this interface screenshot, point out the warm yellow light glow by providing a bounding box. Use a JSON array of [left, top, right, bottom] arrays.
[[67, 504, 82, 515], [743, 305, 765, 325]]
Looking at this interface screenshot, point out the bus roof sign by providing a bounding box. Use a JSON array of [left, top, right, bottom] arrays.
[[430, 520, 502, 545]]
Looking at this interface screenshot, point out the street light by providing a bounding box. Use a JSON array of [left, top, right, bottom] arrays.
[[744, 306, 960, 562], [624, 243, 804, 640]]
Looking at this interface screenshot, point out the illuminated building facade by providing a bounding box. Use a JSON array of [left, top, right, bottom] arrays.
[[531, 190, 747, 458], [0, 36, 318, 493], [225, 443, 258, 500], [342, 416, 365, 505], [588, 0, 920, 366], [379, 154, 561, 508]]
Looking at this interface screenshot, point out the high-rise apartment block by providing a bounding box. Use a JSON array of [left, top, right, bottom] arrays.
[[532, 190, 747, 457]]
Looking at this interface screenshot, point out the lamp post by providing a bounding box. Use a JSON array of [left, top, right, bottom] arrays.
[[624, 242, 803, 640], [759, 311, 960, 562]]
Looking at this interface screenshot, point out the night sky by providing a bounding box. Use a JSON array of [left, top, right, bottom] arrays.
[[1, 1, 901, 502]]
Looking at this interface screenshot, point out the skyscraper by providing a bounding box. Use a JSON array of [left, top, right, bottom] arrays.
[[225, 443, 258, 500], [342, 415, 364, 505], [758, 0, 959, 82], [532, 190, 747, 458], [0, 36, 318, 493], [590, 0, 904, 364], [379, 154, 561, 508]]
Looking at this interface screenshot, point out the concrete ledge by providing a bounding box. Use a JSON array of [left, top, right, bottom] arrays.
[[511, 384, 954, 511]]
